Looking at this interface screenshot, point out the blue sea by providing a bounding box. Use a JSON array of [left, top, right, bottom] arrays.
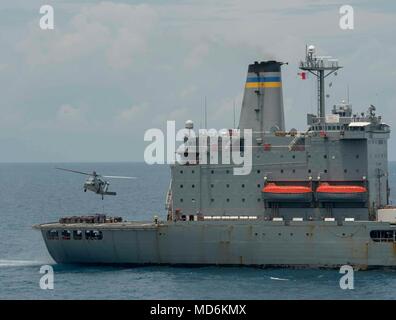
[[1, 162, 396, 300]]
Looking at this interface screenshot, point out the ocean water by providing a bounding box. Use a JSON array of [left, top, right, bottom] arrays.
[[1, 162, 396, 300]]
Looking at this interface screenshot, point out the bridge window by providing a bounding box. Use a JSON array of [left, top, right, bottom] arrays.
[[61, 230, 71, 240], [73, 230, 83, 240], [370, 230, 395, 242], [46, 230, 59, 240], [85, 230, 103, 240]]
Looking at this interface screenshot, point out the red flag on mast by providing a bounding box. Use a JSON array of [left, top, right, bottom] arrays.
[[298, 72, 307, 80]]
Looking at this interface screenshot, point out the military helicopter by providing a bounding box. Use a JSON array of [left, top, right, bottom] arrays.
[[56, 168, 136, 199]]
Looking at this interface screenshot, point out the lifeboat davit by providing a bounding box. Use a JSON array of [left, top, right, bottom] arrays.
[[262, 183, 312, 202], [316, 183, 367, 202]]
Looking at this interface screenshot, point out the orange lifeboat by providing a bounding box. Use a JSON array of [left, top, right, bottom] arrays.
[[316, 183, 367, 202], [262, 183, 312, 202]]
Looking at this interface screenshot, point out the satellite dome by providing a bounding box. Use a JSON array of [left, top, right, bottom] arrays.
[[185, 120, 193, 129]]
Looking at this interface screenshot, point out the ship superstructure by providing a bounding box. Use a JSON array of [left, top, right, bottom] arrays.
[[168, 45, 389, 223], [34, 46, 396, 268]]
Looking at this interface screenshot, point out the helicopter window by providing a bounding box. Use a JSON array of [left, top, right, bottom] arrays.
[[46, 230, 59, 240], [61, 230, 71, 240], [73, 230, 83, 240]]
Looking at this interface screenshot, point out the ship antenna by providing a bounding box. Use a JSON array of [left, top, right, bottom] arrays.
[[233, 99, 236, 128], [204, 96, 207, 129], [299, 45, 342, 123], [347, 84, 350, 103]]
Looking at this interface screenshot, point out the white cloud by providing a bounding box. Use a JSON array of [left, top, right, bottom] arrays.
[[183, 43, 210, 69], [18, 2, 157, 68]]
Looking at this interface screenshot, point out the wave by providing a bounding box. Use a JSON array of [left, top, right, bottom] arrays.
[[270, 276, 289, 281], [0, 259, 52, 267]]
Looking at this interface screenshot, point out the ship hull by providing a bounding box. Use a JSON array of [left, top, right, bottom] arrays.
[[34, 220, 396, 268]]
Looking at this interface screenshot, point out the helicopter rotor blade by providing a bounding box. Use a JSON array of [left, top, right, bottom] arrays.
[[103, 176, 137, 179], [55, 167, 92, 176]]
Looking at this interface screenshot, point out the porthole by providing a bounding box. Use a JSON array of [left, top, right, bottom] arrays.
[[292, 155, 296, 159], [211, 184, 214, 188], [180, 170, 183, 174], [226, 170, 230, 174], [211, 198, 214, 202], [211, 170, 214, 174], [242, 198, 246, 202], [226, 198, 230, 202], [226, 184, 230, 188], [292, 169, 295, 173], [257, 184, 261, 188], [192, 170, 195, 174], [281, 169, 284, 173], [324, 169, 328, 173], [344, 169, 347, 173], [180, 199, 184, 202], [180, 185, 183, 188], [241, 184, 245, 188], [356, 155, 359, 159], [257, 198, 261, 202], [324, 155, 327, 159], [308, 169, 311, 173], [192, 184, 195, 188], [257, 170, 261, 174]]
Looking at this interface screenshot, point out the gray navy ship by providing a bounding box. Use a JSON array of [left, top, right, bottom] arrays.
[[34, 45, 396, 268]]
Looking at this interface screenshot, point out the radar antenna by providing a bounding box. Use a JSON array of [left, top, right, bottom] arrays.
[[299, 45, 342, 122]]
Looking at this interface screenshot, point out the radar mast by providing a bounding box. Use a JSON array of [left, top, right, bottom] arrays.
[[299, 45, 342, 122]]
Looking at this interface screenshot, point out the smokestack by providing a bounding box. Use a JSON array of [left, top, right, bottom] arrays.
[[239, 61, 285, 134]]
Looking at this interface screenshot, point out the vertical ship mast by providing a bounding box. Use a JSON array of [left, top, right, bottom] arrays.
[[299, 45, 342, 122]]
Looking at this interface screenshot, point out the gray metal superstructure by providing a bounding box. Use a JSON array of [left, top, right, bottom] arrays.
[[35, 46, 396, 268]]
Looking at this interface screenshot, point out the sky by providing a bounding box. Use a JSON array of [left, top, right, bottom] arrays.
[[0, 0, 395, 162]]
